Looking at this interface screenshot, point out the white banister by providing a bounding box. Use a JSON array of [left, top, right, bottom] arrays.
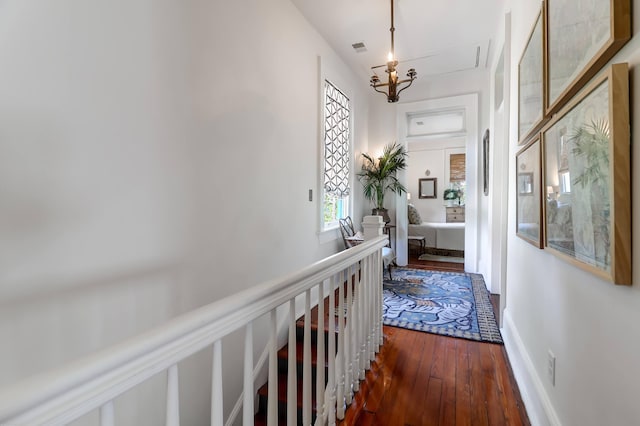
[[243, 323, 254, 426], [287, 299, 297, 426], [100, 401, 114, 426], [167, 364, 180, 426], [0, 236, 387, 426]]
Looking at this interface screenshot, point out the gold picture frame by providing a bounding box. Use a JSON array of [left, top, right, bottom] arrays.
[[541, 63, 631, 285], [516, 137, 543, 248], [545, 0, 631, 116], [518, 7, 547, 144]]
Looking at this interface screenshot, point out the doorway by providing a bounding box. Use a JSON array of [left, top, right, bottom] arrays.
[[395, 94, 479, 273]]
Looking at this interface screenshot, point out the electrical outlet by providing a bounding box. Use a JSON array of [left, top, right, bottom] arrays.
[[547, 350, 556, 386]]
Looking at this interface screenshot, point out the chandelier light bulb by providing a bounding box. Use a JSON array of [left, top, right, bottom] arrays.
[[387, 51, 394, 62]]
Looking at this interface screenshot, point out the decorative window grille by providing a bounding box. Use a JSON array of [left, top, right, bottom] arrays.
[[322, 80, 351, 231], [323, 80, 350, 198]]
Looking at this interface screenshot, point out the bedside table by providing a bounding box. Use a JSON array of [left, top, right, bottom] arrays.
[[446, 206, 465, 223]]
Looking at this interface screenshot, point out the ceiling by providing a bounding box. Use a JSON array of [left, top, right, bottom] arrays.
[[291, 0, 506, 83]]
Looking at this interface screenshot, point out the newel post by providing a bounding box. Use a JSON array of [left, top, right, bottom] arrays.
[[361, 215, 385, 241]]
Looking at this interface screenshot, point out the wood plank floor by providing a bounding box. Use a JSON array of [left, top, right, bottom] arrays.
[[338, 255, 530, 426]]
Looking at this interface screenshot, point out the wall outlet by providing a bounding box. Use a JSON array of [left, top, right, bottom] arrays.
[[547, 350, 556, 386]]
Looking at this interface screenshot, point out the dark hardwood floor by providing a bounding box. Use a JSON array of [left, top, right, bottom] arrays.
[[338, 254, 529, 425]]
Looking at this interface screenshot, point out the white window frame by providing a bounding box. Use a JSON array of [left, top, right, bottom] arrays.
[[317, 57, 353, 239]]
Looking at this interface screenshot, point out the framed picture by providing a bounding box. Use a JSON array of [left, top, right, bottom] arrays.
[[418, 178, 437, 199], [483, 129, 490, 196], [518, 9, 546, 144], [545, 0, 631, 115], [516, 138, 542, 248], [542, 63, 631, 285]]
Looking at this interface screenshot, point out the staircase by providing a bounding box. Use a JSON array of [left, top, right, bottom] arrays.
[[254, 292, 339, 425]]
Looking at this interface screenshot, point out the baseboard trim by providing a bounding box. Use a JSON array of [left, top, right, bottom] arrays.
[[502, 310, 562, 426]]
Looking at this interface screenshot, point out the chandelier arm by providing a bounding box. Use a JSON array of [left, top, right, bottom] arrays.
[[395, 79, 415, 98], [371, 86, 390, 96]]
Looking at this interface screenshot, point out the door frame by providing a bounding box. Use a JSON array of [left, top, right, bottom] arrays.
[[395, 93, 479, 273]]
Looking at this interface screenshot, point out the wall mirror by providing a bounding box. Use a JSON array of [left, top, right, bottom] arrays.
[[419, 178, 437, 199]]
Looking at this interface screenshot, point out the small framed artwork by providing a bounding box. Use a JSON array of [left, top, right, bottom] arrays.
[[418, 178, 437, 199], [483, 129, 490, 196], [545, 0, 631, 115], [542, 63, 631, 285], [518, 9, 546, 144], [516, 138, 542, 248]]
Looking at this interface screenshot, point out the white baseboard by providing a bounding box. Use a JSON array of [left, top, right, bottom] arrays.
[[501, 310, 562, 426]]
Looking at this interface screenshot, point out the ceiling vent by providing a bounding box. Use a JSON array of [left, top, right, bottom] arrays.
[[352, 42, 367, 53]]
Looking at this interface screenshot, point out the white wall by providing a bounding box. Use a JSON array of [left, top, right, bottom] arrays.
[[503, 1, 640, 425], [0, 0, 367, 423]]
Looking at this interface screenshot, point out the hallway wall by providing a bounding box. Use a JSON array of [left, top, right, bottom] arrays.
[[0, 0, 368, 423], [504, 1, 640, 425]]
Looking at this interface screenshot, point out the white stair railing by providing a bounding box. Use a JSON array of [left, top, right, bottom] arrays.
[[0, 232, 387, 426]]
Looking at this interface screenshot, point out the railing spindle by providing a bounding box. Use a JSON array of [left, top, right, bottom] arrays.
[[315, 281, 326, 424], [352, 263, 361, 391], [166, 364, 180, 426], [268, 310, 278, 425], [327, 274, 336, 426], [303, 289, 312, 425], [345, 264, 353, 404], [336, 269, 345, 420], [99, 401, 114, 426], [374, 252, 382, 353], [211, 341, 223, 426], [369, 254, 376, 363], [358, 257, 366, 381], [243, 323, 254, 426], [287, 299, 297, 426]]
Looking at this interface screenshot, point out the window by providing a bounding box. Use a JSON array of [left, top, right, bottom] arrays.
[[559, 171, 571, 193], [322, 80, 351, 231]]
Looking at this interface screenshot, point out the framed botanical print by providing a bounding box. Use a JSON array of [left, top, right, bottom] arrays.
[[516, 138, 542, 248], [542, 63, 631, 285], [545, 0, 631, 115]]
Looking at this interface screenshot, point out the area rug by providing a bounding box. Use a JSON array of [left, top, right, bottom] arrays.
[[418, 253, 465, 264], [383, 268, 502, 343]]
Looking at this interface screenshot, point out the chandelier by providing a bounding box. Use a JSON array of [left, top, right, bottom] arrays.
[[370, 0, 417, 103]]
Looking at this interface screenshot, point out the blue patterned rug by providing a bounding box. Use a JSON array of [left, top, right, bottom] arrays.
[[383, 268, 502, 344]]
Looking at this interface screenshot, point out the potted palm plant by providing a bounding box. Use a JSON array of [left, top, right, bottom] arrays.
[[357, 142, 408, 223]]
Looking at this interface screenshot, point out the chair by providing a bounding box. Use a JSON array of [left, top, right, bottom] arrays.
[[339, 216, 395, 279]]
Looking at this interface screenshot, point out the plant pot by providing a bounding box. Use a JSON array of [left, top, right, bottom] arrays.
[[372, 208, 391, 223]]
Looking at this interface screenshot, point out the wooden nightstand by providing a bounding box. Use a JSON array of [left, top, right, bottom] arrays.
[[446, 206, 465, 223]]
